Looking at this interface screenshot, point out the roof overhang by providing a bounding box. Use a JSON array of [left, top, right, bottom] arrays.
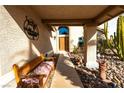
[[5, 5, 124, 31], [31, 5, 124, 26]]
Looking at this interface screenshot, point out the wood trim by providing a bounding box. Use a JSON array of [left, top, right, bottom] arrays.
[[42, 19, 93, 26], [47, 24, 84, 26]]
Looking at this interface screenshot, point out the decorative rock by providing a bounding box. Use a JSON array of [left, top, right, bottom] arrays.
[[68, 51, 124, 88]]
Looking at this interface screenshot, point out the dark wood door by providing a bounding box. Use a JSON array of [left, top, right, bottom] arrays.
[[59, 37, 69, 51]]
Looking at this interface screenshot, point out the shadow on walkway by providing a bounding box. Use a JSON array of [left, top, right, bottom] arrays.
[[51, 54, 83, 88]]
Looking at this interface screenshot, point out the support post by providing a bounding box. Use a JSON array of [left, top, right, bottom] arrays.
[[84, 24, 98, 69]]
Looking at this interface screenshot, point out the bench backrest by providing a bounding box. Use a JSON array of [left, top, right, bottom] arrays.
[[13, 55, 45, 84]]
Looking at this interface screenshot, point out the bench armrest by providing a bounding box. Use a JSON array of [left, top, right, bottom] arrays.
[[44, 57, 55, 61]]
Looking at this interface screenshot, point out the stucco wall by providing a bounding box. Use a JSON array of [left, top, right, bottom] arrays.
[[0, 6, 53, 76], [50, 31, 57, 53], [69, 26, 84, 52]]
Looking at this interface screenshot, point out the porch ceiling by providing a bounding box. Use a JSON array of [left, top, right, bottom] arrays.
[[31, 5, 124, 26], [32, 5, 108, 19]]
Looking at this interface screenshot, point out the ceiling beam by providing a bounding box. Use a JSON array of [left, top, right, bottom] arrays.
[[45, 24, 83, 26], [118, 5, 124, 10], [41, 19, 94, 26], [94, 5, 124, 25], [98, 11, 124, 25], [94, 6, 117, 21]]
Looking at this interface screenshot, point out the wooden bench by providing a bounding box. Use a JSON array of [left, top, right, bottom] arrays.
[[13, 54, 56, 88]]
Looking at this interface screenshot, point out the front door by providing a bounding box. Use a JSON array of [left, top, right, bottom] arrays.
[[58, 26, 69, 51], [59, 36, 69, 51]]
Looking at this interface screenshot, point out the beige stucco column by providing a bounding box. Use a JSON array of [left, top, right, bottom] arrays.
[[84, 24, 98, 69]]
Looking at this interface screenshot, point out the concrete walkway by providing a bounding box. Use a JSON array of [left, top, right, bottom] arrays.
[[50, 53, 83, 88]]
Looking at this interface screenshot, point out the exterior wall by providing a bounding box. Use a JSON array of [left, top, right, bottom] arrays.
[[50, 31, 57, 53], [69, 26, 84, 52], [0, 6, 30, 75], [0, 6, 53, 87], [54, 26, 84, 52]]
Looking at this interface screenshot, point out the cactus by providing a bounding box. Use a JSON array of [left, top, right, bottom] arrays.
[[104, 22, 110, 47], [114, 16, 124, 60], [103, 16, 124, 61]]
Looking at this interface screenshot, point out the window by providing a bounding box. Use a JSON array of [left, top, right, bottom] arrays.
[[58, 26, 69, 35]]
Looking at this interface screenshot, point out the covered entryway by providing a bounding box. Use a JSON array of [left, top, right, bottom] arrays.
[[0, 5, 124, 88]]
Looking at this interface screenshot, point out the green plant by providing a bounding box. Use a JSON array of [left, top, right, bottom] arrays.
[[73, 45, 78, 54], [104, 16, 124, 61], [113, 16, 124, 60], [97, 31, 108, 55]]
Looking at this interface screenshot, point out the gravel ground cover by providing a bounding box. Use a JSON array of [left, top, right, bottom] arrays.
[[69, 52, 124, 88]]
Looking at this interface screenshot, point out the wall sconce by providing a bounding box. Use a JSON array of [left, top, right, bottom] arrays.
[[53, 36, 56, 40]]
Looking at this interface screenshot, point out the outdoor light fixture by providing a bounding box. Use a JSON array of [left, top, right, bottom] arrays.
[[23, 16, 39, 40]]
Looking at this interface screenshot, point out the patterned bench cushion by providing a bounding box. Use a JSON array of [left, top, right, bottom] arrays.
[[31, 61, 54, 85], [17, 75, 41, 88], [18, 61, 55, 88]]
